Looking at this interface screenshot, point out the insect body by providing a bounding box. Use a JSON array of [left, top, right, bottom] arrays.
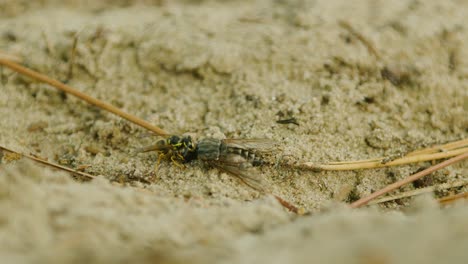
[[139, 136, 276, 192], [137, 135, 197, 167]]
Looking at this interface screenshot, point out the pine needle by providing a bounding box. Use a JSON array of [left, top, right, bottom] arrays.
[[438, 192, 468, 205], [0, 58, 169, 136], [302, 145, 468, 171], [406, 138, 468, 156], [0, 145, 95, 180], [338, 20, 381, 60], [349, 152, 468, 208], [368, 179, 468, 205]]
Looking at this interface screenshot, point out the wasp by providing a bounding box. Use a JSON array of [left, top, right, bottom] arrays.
[[137, 135, 198, 167], [138, 135, 276, 193]]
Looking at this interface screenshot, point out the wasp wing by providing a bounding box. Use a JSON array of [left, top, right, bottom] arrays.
[[222, 138, 277, 151], [207, 153, 271, 193]]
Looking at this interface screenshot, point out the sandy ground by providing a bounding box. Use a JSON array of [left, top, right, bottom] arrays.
[[0, 0, 467, 263]]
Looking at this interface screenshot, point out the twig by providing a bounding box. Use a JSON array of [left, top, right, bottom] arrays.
[[0, 145, 95, 180], [338, 20, 381, 60], [368, 179, 468, 205], [0, 58, 169, 136], [438, 192, 468, 205], [349, 152, 468, 208], [302, 146, 468, 171]]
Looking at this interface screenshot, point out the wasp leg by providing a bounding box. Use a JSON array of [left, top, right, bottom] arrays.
[[170, 154, 185, 169], [154, 152, 166, 174]]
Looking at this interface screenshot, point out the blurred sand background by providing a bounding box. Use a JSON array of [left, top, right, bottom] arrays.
[[0, 0, 467, 263]]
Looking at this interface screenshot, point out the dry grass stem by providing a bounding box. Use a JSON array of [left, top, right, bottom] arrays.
[[273, 195, 305, 215], [368, 179, 468, 205], [349, 152, 468, 208], [438, 192, 468, 205], [303, 145, 468, 171], [327, 138, 468, 166], [0, 145, 95, 180], [66, 33, 79, 81], [406, 138, 468, 156], [338, 20, 381, 60], [0, 58, 169, 136]]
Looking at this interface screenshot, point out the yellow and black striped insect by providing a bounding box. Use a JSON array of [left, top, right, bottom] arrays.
[[137, 135, 197, 167], [138, 136, 276, 192]]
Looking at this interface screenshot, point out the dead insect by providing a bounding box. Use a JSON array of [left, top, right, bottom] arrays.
[[276, 118, 299, 126], [139, 136, 276, 192]]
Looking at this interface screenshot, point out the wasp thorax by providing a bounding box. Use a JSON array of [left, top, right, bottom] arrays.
[[179, 135, 197, 162]]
